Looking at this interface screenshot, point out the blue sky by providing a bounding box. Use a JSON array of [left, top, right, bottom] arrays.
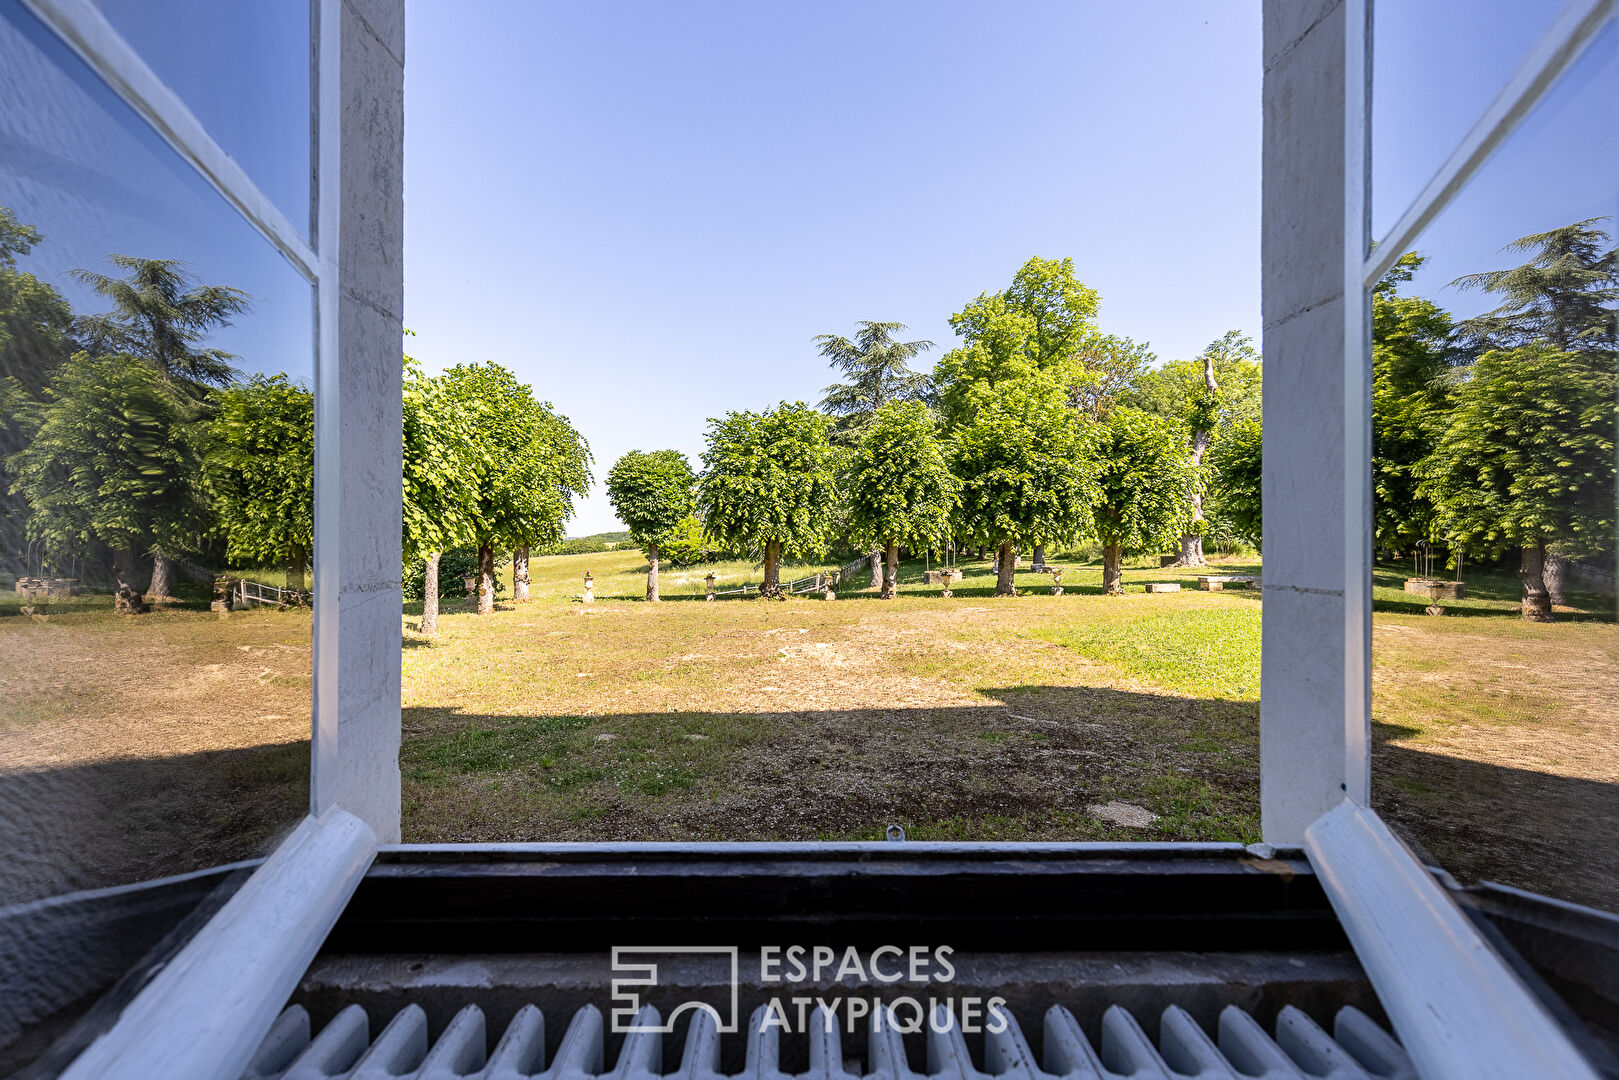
[[402, 2, 1264, 536]]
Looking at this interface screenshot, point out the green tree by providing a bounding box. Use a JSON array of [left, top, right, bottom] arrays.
[[951, 380, 1098, 596], [1061, 332, 1155, 419], [7, 353, 204, 595], [1208, 416, 1262, 549], [697, 402, 839, 596], [0, 207, 76, 575], [1452, 218, 1617, 354], [199, 374, 313, 589], [1371, 254, 1454, 553], [815, 321, 935, 443], [71, 256, 247, 391], [402, 347, 486, 633], [439, 363, 592, 614], [1090, 407, 1198, 594], [606, 449, 696, 601], [846, 402, 958, 598], [1122, 331, 1261, 566], [933, 256, 1103, 426], [1418, 344, 1615, 621]]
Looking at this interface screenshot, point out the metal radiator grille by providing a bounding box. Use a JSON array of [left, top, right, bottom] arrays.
[[243, 1000, 1415, 1080]]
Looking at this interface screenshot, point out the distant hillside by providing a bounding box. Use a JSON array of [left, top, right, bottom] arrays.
[[573, 530, 632, 544]]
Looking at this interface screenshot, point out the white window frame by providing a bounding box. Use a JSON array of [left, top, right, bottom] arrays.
[[15, 1, 393, 1076], [1290, 2, 1615, 1077]]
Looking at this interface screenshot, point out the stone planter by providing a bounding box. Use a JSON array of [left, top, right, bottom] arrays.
[[1404, 578, 1464, 600]]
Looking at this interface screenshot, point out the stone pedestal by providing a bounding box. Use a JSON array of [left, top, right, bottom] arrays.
[[1144, 582, 1182, 594]]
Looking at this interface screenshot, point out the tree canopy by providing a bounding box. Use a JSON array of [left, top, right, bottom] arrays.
[[607, 448, 696, 600], [815, 321, 935, 442], [1089, 407, 1198, 592], [199, 374, 314, 582], [846, 402, 957, 594], [71, 256, 247, 391], [697, 401, 838, 593], [1452, 218, 1617, 354], [402, 351, 485, 564]]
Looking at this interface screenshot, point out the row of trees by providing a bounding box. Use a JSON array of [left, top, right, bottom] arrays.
[[0, 205, 319, 599], [606, 257, 1264, 599]]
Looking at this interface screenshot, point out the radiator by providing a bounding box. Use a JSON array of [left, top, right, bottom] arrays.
[[243, 999, 1415, 1079]]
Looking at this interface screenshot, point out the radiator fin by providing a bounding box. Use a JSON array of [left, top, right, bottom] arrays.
[[244, 1001, 1415, 1080]]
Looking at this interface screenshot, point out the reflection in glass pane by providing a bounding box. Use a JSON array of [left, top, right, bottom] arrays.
[[0, 0, 313, 919], [1371, 0, 1565, 240], [95, 0, 314, 237], [1369, 26, 1617, 911]]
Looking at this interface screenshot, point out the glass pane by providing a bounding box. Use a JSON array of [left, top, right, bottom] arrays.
[[95, 0, 314, 238], [1371, 0, 1566, 240], [0, 0, 313, 1061], [1368, 25, 1617, 911]]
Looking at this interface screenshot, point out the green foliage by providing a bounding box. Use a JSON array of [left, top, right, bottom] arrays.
[[1417, 344, 1615, 559], [696, 401, 839, 559], [199, 374, 313, 568], [1121, 330, 1262, 437], [402, 350, 487, 562], [1371, 255, 1453, 550], [71, 256, 247, 391], [1208, 417, 1262, 547], [550, 537, 612, 555], [950, 379, 1098, 549], [403, 546, 508, 602], [1060, 332, 1155, 418], [605, 449, 696, 555], [1090, 407, 1198, 552], [815, 321, 935, 443], [659, 514, 721, 566], [7, 352, 203, 564], [437, 362, 593, 553], [0, 206, 75, 395], [845, 401, 958, 551], [1451, 218, 1617, 354]]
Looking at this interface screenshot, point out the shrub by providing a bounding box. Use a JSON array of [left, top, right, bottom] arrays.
[[403, 547, 508, 601]]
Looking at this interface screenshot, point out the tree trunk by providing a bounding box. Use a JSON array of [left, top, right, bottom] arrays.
[[994, 540, 1016, 596], [147, 548, 175, 600], [476, 544, 495, 615], [1174, 532, 1205, 567], [1171, 357, 1219, 569], [1032, 543, 1046, 569], [869, 549, 882, 590], [113, 547, 139, 591], [1519, 541, 1553, 621], [421, 552, 441, 634], [1543, 549, 1566, 607], [284, 553, 305, 591], [1102, 542, 1124, 595], [762, 540, 781, 596], [647, 542, 661, 602], [513, 545, 530, 602], [882, 540, 898, 599]]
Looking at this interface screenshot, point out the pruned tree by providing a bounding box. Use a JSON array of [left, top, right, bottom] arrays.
[[0, 206, 76, 575], [697, 402, 838, 596], [199, 374, 313, 589], [846, 402, 957, 598], [1208, 417, 1262, 550], [438, 362, 591, 614], [7, 353, 204, 598], [951, 379, 1097, 596], [1090, 407, 1199, 594], [606, 449, 695, 601], [1418, 344, 1615, 621], [402, 347, 485, 634], [1371, 254, 1454, 554]]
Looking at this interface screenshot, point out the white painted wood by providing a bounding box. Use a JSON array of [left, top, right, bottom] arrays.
[[1260, 0, 1362, 842], [310, 0, 343, 819], [17, 0, 318, 281], [58, 808, 378, 1080], [1305, 801, 1600, 1080], [1363, 0, 1615, 287], [1340, 0, 1372, 810]]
